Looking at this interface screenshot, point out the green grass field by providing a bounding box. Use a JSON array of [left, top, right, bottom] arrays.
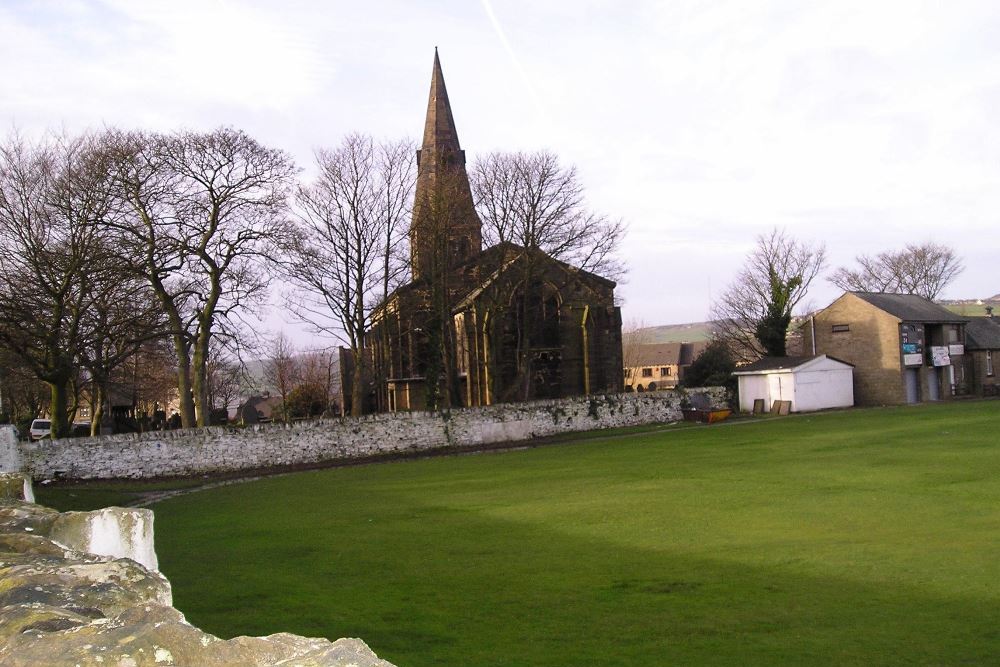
[[37, 401, 1000, 665]]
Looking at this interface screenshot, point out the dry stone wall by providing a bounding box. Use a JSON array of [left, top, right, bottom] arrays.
[[0, 473, 395, 667], [4, 389, 726, 481]]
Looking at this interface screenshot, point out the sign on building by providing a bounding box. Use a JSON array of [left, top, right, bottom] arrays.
[[930, 346, 951, 367], [900, 323, 925, 367]]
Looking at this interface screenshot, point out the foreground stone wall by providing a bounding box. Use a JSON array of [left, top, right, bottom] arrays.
[[5, 389, 726, 481], [0, 473, 395, 667]]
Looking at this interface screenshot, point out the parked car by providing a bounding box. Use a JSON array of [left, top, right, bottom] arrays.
[[29, 419, 51, 441]]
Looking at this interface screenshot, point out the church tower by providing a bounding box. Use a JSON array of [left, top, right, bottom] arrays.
[[410, 49, 483, 281]]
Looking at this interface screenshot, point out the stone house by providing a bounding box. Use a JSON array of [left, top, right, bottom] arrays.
[[367, 51, 623, 412], [963, 310, 1000, 396], [624, 342, 707, 391], [801, 292, 969, 405]]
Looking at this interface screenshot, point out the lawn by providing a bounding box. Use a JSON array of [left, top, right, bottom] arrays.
[[38, 401, 1000, 665]]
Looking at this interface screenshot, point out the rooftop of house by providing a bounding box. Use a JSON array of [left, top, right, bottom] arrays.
[[850, 292, 969, 323], [627, 341, 708, 368], [965, 316, 1000, 350], [734, 354, 854, 374]]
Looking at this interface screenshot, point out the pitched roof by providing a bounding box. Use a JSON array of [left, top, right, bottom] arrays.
[[965, 316, 1000, 350], [678, 341, 709, 365], [850, 292, 968, 323], [421, 48, 462, 156], [630, 343, 683, 367], [733, 354, 854, 374]]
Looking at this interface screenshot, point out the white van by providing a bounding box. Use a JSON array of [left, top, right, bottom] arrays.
[[28, 419, 51, 441]]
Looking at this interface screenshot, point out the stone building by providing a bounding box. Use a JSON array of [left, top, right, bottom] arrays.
[[801, 292, 968, 405], [368, 51, 623, 412], [963, 310, 1000, 396], [624, 342, 708, 391]]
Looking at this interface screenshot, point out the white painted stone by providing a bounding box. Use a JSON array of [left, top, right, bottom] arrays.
[[0, 424, 21, 473], [50, 507, 160, 572]]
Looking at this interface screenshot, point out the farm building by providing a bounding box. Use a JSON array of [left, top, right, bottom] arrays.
[[733, 355, 854, 413]]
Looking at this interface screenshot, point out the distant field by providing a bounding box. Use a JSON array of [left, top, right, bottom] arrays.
[[639, 321, 716, 343], [39, 401, 1000, 666], [943, 302, 999, 317]]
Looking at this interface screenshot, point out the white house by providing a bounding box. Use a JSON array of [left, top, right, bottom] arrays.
[[733, 355, 854, 413]]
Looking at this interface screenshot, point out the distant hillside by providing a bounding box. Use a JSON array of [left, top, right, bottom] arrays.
[[941, 295, 1000, 317], [633, 321, 717, 344]]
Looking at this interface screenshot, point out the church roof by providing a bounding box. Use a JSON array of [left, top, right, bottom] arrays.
[[452, 243, 617, 311]]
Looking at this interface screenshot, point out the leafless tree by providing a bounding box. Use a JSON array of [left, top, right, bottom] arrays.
[[205, 343, 243, 416], [472, 150, 625, 280], [470, 150, 626, 400], [103, 128, 297, 427], [0, 133, 123, 438], [262, 332, 298, 423], [829, 242, 964, 300], [0, 348, 49, 428], [121, 338, 178, 422], [285, 134, 414, 416], [621, 318, 652, 387], [78, 272, 165, 435], [298, 348, 339, 416], [710, 228, 827, 362]]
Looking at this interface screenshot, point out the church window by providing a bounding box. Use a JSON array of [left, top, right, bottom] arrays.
[[988, 351, 994, 377], [832, 324, 850, 333]]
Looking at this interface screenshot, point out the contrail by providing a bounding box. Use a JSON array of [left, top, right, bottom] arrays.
[[479, 0, 547, 120]]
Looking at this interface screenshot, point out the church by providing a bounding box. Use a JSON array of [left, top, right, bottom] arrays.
[[368, 51, 623, 412]]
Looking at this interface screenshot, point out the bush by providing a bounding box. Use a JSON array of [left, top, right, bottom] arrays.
[[681, 340, 737, 394]]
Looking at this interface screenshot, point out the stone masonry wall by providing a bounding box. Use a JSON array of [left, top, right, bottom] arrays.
[[805, 294, 907, 405], [3, 389, 726, 481], [0, 473, 395, 667]]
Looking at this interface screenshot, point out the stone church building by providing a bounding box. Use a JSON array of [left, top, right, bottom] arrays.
[[368, 51, 623, 412]]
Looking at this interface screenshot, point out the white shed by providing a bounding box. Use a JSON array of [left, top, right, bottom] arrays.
[[733, 355, 854, 413]]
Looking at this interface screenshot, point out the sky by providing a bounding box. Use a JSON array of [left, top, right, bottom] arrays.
[[3, 0, 999, 346]]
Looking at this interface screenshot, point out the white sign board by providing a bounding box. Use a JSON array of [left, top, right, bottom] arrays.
[[903, 353, 923, 367], [931, 346, 951, 367], [949, 344, 965, 356]]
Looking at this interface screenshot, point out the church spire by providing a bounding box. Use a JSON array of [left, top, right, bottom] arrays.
[[410, 50, 483, 281], [421, 48, 463, 158]]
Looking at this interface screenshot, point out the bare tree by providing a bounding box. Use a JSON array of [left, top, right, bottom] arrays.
[[285, 134, 414, 416], [262, 333, 298, 423], [104, 128, 297, 427], [830, 242, 964, 300], [711, 229, 827, 361], [78, 272, 165, 435], [472, 150, 625, 280], [470, 150, 626, 400], [0, 348, 49, 428], [298, 348, 339, 416], [0, 133, 123, 438], [121, 338, 178, 423], [621, 318, 651, 388]]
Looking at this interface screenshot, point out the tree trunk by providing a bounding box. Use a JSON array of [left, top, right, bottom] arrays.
[[90, 383, 104, 437], [172, 334, 196, 428], [48, 380, 70, 441], [350, 348, 365, 417], [191, 332, 210, 427]]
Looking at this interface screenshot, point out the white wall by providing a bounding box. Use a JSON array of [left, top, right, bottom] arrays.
[[739, 366, 854, 413], [738, 375, 772, 412], [792, 369, 854, 412]]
